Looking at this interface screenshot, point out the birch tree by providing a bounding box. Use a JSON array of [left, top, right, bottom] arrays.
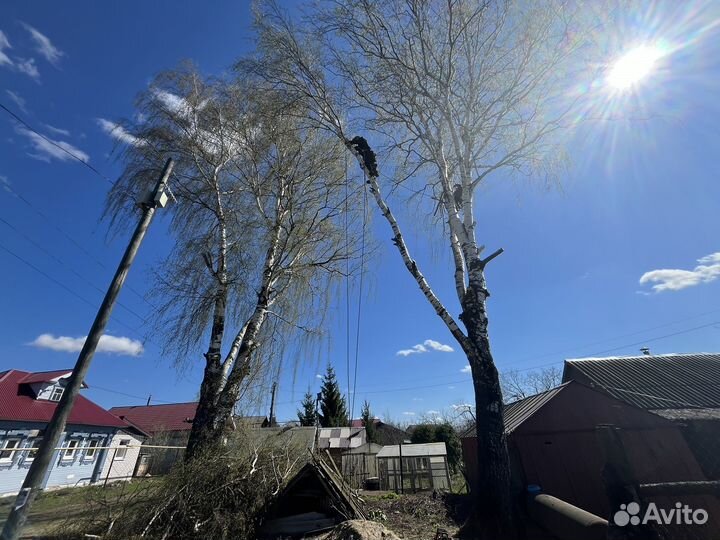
[[249, 1, 603, 536], [105, 66, 364, 459], [501, 366, 562, 402]]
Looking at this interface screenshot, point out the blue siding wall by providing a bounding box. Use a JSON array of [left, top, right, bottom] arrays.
[[0, 422, 116, 495]]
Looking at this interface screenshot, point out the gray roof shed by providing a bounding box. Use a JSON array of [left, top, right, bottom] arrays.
[[562, 353, 720, 410]]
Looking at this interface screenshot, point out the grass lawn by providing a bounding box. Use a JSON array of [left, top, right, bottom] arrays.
[[0, 480, 158, 538]]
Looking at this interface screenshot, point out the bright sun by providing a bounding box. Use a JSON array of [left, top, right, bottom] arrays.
[[607, 45, 664, 90]]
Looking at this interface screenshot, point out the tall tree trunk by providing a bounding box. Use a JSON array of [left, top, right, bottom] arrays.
[[186, 289, 227, 461], [185, 208, 282, 460], [345, 143, 514, 539], [212, 295, 271, 433], [458, 261, 514, 539], [187, 172, 231, 462]]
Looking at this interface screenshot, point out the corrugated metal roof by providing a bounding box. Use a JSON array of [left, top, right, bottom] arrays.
[[109, 402, 198, 434], [18, 370, 73, 384], [0, 369, 128, 428], [376, 442, 447, 458], [460, 383, 569, 438], [563, 353, 720, 410], [654, 408, 720, 421], [503, 384, 568, 433]]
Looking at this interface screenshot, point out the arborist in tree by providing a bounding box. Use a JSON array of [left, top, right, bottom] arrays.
[[453, 183, 463, 211], [433, 183, 464, 217], [348, 136, 378, 177]]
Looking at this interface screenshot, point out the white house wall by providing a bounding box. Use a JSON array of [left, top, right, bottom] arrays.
[[0, 423, 117, 495], [98, 431, 143, 482]]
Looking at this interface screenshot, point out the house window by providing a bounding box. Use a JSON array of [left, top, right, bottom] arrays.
[[84, 440, 100, 461], [0, 439, 21, 462], [25, 438, 42, 462], [49, 386, 64, 402], [62, 440, 79, 461], [114, 439, 130, 460]]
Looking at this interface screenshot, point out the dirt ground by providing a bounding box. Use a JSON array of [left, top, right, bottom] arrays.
[[361, 491, 470, 540]]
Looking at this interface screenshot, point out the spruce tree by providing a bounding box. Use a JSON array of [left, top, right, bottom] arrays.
[[319, 365, 348, 427], [297, 390, 318, 426], [361, 400, 377, 443]]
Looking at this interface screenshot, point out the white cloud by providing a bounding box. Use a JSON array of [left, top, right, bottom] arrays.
[[0, 32, 40, 81], [396, 339, 454, 357], [424, 339, 454, 352], [412, 397, 423, 402], [44, 124, 70, 137], [21, 23, 63, 66], [315, 373, 323, 379], [153, 89, 192, 117], [0, 175, 13, 195], [16, 57, 39, 81], [97, 118, 145, 147], [397, 344, 427, 357], [426, 410, 440, 415], [402, 411, 416, 416], [640, 252, 720, 292], [6, 90, 27, 113], [460, 365, 471, 374], [0, 30, 12, 67], [452, 403, 474, 411], [16, 125, 90, 163], [448, 386, 456, 390], [30, 334, 144, 356]]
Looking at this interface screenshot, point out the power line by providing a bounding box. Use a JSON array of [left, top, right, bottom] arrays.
[[0, 240, 148, 341], [0, 242, 99, 309], [293, 318, 720, 399], [350, 173, 368, 421], [2, 181, 107, 269], [344, 151, 352, 417], [0, 216, 150, 325], [0, 102, 115, 186], [504, 306, 720, 369], [585, 320, 720, 357], [0, 129, 156, 308], [89, 385, 176, 405], [217, 307, 720, 409]]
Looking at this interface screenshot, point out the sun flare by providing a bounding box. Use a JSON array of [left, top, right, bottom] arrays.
[[607, 45, 664, 90]]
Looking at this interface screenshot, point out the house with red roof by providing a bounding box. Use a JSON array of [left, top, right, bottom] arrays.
[[108, 403, 271, 475], [109, 402, 198, 475], [0, 369, 145, 495]]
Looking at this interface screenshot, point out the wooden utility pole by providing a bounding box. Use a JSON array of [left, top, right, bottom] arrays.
[[268, 382, 277, 427], [1, 158, 174, 540]]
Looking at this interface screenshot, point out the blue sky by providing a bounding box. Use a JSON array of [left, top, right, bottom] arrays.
[[2, 2, 720, 425]]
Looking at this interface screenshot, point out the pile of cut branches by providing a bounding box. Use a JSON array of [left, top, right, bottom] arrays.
[[59, 432, 304, 539]]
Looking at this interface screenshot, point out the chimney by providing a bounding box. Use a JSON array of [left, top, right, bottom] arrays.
[[640, 347, 650, 356]]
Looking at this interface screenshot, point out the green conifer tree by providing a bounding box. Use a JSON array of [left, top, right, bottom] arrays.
[[297, 390, 318, 426], [361, 400, 377, 443], [319, 365, 348, 427]]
